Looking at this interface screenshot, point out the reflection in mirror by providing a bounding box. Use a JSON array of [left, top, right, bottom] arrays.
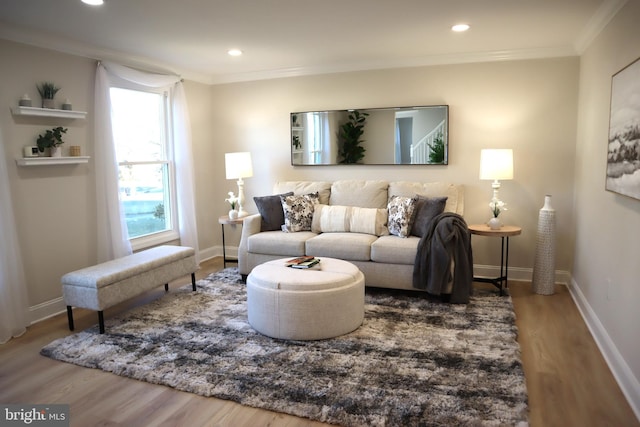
[[291, 106, 448, 166]]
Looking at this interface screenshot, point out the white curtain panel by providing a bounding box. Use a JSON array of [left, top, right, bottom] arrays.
[[95, 63, 133, 262], [172, 84, 200, 263], [96, 62, 199, 262], [0, 130, 29, 344]]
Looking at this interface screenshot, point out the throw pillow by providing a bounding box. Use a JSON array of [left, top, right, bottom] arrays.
[[411, 196, 448, 237], [280, 192, 320, 232], [387, 195, 418, 238], [254, 192, 294, 231], [311, 204, 389, 236]]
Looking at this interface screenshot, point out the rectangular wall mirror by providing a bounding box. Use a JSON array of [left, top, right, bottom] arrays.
[[291, 105, 448, 166]]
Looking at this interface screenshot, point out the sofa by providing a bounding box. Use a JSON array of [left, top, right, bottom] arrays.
[[238, 180, 465, 293]]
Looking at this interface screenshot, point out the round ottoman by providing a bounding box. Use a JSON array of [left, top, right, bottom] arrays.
[[246, 257, 365, 340]]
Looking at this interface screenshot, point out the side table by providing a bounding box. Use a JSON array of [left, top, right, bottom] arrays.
[[468, 224, 522, 295], [218, 215, 245, 268]]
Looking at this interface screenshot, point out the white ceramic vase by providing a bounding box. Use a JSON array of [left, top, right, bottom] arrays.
[[229, 209, 239, 220], [488, 217, 501, 230], [532, 195, 556, 295], [49, 146, 62, 157]]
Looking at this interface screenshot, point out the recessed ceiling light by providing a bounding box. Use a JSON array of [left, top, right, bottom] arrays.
[[451, 24, 470, 32], [228, 49, 243, 57], [82, 0, 104, 5]]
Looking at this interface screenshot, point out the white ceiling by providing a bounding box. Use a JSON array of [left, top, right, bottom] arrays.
[[0, 0, 627, 84]]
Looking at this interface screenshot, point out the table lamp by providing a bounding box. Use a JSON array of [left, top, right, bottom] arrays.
[[479, 149, 513, 226], [225, 152, 253, 217]]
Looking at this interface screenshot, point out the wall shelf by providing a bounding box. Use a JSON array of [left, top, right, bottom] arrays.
[[16, 156, 90, 167], [11, 106, 87, 120]]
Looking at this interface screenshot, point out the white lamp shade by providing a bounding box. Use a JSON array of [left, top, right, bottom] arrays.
[[479, 149, 513, 180], [225, 152, 253, 180]]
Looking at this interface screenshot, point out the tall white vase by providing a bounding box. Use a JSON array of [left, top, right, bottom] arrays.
[[532, 195, 556, 295]]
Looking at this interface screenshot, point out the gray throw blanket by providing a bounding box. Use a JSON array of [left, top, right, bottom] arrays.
[[413, 212, 473, 303]]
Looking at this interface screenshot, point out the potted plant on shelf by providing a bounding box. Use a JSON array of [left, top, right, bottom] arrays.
[[37, 126, 67, 157], [36, 82, 61, 109]]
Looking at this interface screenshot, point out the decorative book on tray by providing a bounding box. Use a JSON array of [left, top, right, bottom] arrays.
[[284, 256, 321, 269]]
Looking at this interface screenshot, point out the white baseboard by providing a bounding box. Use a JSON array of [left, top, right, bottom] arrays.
[[472, 264, 571, 286], [29, 297, 66, 325], [567, 278, 640, 421], [199, 245, 237, 263]]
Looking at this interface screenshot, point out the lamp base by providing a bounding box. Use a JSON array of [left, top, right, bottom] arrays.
[[237, 209, 249, 218]]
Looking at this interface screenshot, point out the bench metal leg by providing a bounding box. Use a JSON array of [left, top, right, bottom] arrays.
[[66, 306, 74, 331], [191, 273, 196, 291], [98, 311, 105, 334], [164, 283, 169, 292]]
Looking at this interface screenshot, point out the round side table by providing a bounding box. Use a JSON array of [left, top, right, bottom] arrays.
[[218, 215, 245, 268], [468, 224, 522, 295]]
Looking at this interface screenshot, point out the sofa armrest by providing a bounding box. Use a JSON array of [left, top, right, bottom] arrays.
[[238, 213, 262, 275]]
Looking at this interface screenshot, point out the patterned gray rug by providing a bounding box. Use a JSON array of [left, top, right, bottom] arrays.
[[42, 268, 528, 426]]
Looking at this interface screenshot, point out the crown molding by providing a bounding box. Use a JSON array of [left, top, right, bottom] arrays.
[[0, 21, 212, 84], [574, 0, 628, 53], [1, 19, 578, 86], [207, 46, 579, 85]]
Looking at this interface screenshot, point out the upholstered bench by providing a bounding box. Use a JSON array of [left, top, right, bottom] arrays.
[[246, 257, 365, 340], [62, 245, 198, 334]]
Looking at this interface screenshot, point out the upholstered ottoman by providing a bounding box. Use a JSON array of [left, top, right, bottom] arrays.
[[62, 245, 198, 334], [246, 258, 365, 340]]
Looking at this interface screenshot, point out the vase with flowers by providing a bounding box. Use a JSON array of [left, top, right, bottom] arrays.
[[226, 191, 239, 219], [488, 199, 506, 230]]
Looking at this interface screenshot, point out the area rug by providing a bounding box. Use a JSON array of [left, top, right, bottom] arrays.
[[42, 269, 528, 426]]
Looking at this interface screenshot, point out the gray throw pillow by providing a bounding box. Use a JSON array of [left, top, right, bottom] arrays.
[[254, 192, 294, 231], [411, 196, 448, 237]]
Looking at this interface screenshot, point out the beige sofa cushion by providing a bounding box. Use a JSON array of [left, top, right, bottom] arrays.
[[311, 204, 389, 236], [371, 235, 420, 265], [274, 181, 332, 205], [248, 231, 316, 256], [306, 233, 378, 261], [388, 181, 464, 215], [329, 180, 389, 208]]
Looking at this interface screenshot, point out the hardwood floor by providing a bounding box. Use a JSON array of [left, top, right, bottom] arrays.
[[1, 257, 638, 427]]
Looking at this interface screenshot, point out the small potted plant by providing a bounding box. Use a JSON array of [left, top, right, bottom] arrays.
[[225, 191, 239, 219], [37, 126, 67, 157], [37, 82, 61, 109], [488, 199, 507, 229]]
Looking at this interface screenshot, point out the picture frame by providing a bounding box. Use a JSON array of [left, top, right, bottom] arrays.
[[606, 56, 640, 201]]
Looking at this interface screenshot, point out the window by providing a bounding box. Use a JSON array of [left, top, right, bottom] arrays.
[[110, 86, 178, 249]]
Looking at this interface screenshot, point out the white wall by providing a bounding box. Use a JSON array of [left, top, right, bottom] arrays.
[[0, 40, 96, 315], [573, 0, 640, 414], [209, 58, 580, 273], [0, 39, 581, 318], [0, 40, 214, 319]]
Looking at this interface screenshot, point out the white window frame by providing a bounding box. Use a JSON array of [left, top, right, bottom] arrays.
[[110, 81, 179, 251]]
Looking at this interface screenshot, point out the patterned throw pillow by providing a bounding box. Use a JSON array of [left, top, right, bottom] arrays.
[[280, 192, 320, 232], [411, 196, 448, 237], [387, 195, 418, 238]]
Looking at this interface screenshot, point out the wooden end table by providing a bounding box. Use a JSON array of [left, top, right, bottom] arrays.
[[218, 215, 245, 268], [468, 224, 522, 295]]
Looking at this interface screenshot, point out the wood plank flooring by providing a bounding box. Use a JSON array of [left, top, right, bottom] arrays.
[[1, 257, 638, 427]]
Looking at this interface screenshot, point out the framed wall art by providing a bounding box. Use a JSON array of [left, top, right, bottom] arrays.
[[606, 56, 640, 200]]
